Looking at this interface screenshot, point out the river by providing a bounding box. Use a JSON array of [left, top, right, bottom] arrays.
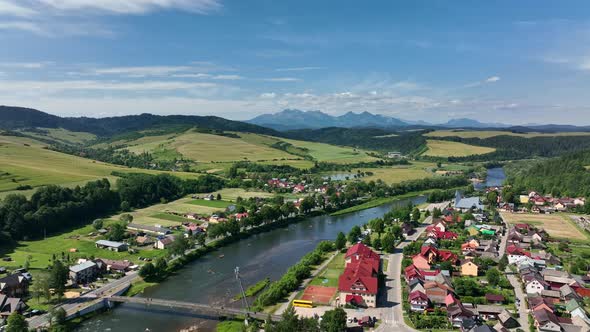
[[474, 167, 506, 190], [77, 196, 426, 332]]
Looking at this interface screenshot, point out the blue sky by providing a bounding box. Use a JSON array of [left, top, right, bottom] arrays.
[[1, 0, 590, 124]]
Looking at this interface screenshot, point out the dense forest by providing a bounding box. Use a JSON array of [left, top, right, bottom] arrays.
[[286, 127, 427, 154], [0, 106, 280, 136], [0, 173, 224, 243], [505, 150, 590, 197], [442, 135, 590, 161]]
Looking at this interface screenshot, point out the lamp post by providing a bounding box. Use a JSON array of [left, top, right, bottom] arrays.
[[235, 267, 250, 325]]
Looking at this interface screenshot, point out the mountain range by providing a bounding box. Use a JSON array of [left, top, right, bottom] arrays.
[[248, 109, 510, 130]]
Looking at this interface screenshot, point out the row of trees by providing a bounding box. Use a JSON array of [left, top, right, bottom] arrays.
[[0, 173, 224, 243]]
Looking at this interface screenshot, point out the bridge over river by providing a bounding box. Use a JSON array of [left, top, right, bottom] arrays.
[[108, 296, 281, 321]]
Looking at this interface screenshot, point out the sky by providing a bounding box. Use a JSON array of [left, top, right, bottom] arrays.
[[1, 0, 590, 124]]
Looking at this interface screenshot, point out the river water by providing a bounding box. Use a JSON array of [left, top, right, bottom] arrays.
[[77, 196, 426, 332], [474, 167, 506, 190]]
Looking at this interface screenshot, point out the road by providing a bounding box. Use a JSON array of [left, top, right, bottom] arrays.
[[498, 218, 528, 330], [376, 215, 432, 332], [28, 272, 139, 329]]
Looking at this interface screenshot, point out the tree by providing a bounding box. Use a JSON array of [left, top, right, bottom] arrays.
[[335, 232, 346, 250], [31, 275, 51, 303], [412, 207, 421, 222], [139, 262, 156, 280], [320, 307, 347, 332], [48, 260, 68, 300], [432, 207, 442, 218], [347, 225, 361, 243], [6, 312, 28, 332], [107, 222, 126, 241], [169, 236, 190, 257], [92, 219, 104, 230], [216, 193, 222, 200], [486, 191, 498, 206], [120, 200, 131, 212], [155, 257, 168, 278], [382, 233, 396, 253], [49, 307, 66, 328], [196, 232, 206, 247], [372, 237, 382, 250], [391, 224, 402, 240], [119, 213, 133, 223]]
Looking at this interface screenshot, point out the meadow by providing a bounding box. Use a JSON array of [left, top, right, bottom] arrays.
[[500, 212, 588, 241], [280, 138, 378, 164], [19, 127, 97, 145], [425, 130, 590, 139], [422, 140, 496, 157], [360, 161, 435, 184], [0, 135, 201, 197]]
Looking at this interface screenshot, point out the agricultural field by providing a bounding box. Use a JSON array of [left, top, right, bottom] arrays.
[[280, 138, 378, 164], [19, 127, 97, 145], [422, 140, 495, 157], [359, 161, 435, 184], [0, 134, 200, 197], [0, 222, 168, 271], [200, 188, 274, 201], [425, 130, 590, 139], [500, 212, 588, 241], [123, 130, 294, 163]]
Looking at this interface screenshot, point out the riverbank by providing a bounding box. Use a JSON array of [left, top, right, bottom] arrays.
[[331, 187, 466, 216]]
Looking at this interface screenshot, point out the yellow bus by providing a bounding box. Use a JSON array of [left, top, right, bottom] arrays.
[[292, 300, 313, 308]]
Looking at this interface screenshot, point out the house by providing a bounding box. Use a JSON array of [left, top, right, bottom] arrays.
[[95, 259, 132, 273], [448, 301, 476, 328], [485, 293, 505, 304], [560, 284, 581, 301], [338, 265, 378, 308], [426, 220, 447, 233], [461, 260, 479, 277], [526, 278, 549, 294], [438, 250, 458, 264], [476, 304, 504, 320], [409, 290, 429, 312], [469, 325, 495, 332], [344, 243, 380, 266], [466, 226, 480, 236], [127, 223, 171, 236], [528, 295, 556, 313], [95, 240, 128, 252], [404, 265, 423, 283], [454, 191, 484, 211], [566, 299, 590, 324], [136, 235, 154, 246], [412, 254, 431, 270], [424, 281, 454, 306], [293, 184, 305, 193], [69, 260, 99, 285], [0, 294, 26, 318], [0, 273, 29, 297], [497, 309, 519, 329], [532, 308, 562, 332], [154, 235, 175, 250]]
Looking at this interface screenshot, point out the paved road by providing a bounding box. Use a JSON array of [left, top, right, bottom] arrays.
[[376, 216, 432, 332], [28, 272, 138, 329], [498, 219, 528, 330]]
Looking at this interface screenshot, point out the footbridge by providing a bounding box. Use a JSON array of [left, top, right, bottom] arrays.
[[108, 296, 282, 321]]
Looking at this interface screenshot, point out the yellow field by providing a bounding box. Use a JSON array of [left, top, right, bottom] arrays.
[[423, 140, 495, 157], [0, 135, 200, 197], [425, 130, 590, 139], [360, 162, 435, 184], [500, 212, 587, 241]]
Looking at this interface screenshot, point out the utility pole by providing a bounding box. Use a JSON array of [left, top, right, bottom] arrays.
[[235, 267, 250, 325]]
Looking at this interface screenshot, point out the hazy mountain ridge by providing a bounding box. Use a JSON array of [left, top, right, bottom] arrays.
[[248, 109, 511, 130]]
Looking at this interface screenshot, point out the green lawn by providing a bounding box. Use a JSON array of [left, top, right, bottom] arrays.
[[150, 212, 195, 223], [309, 253, 344, 288], [187, 199, 232, 209], [423, 140, 496, 157]]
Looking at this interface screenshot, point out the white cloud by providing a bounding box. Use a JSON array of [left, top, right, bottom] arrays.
[[259, 92, 276, 99], [260, 77, 301, 82], [463, 76, 501, 88], [2, 0, 221, 16], [0, 61, 49, 69], [0, 21, 46, 35], [0, 0, 37, 17], [485, 76, 500, 83], [275, 66, 323, 72], [92, 66, 193, 76], [212, 74, 242, 80]]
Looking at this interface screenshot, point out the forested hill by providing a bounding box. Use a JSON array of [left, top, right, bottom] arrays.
[[0, 106, 280, 137], [505, 150, 590, 197], [286, 127, 427, 155]]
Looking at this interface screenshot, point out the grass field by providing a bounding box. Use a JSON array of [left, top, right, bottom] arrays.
[[309, 253, 344, 288], [425, 130, 590, 139], [360, 162, 435, 184], [202, 188, 275, 201], [0, 222, 168, 271], [281, 138, 378, 164], [0, 135, 201, 197], [19, 128, 97, 144], [423, 140, 496, 157], [187, 199, 232, 209], [500, 212, 588, 241]]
